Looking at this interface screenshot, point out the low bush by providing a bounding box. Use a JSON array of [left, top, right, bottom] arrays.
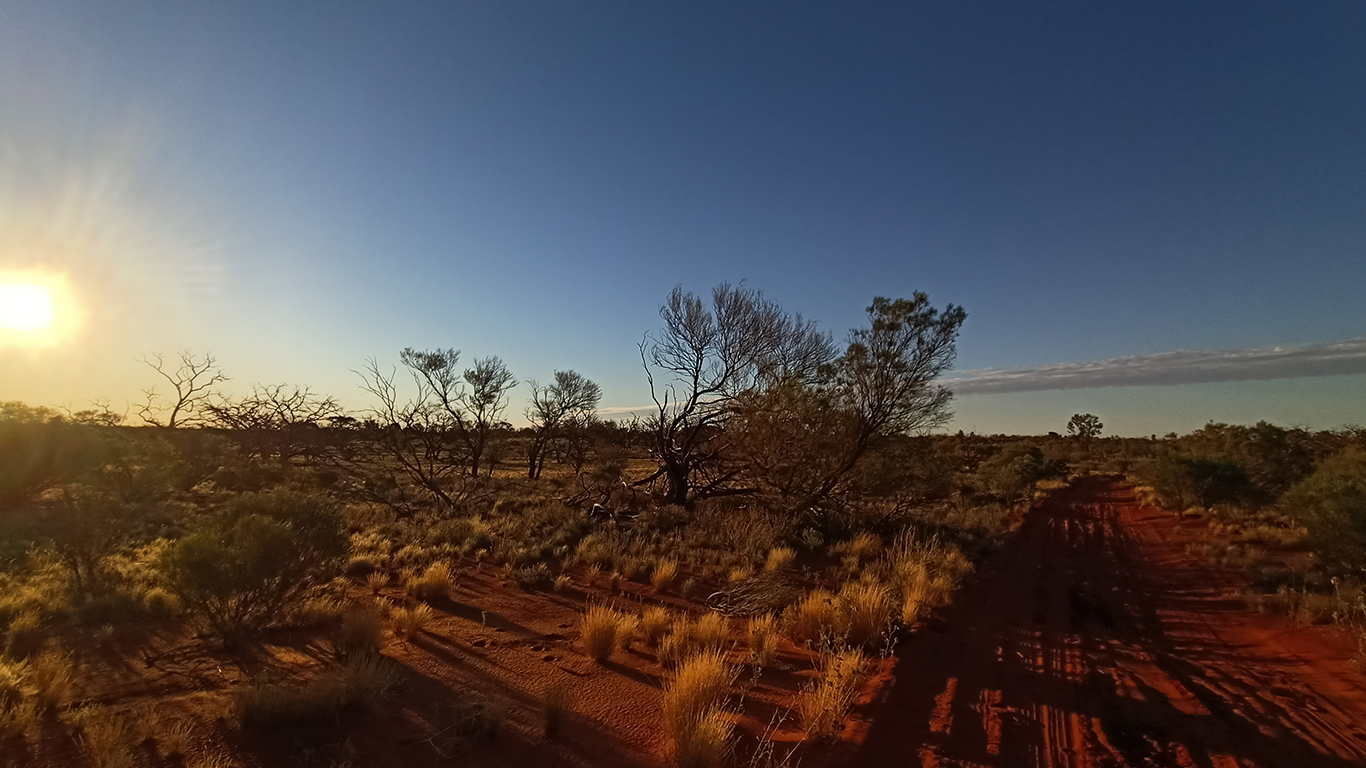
[[798, 648, 866, 740], [235, 654, 393, 726], [391, 603, 434, 640], [157, 488, 347, 640]]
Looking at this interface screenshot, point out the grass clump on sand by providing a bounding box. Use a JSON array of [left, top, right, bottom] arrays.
[[662, 650, 736, 768], [797, 648, 866, 740]]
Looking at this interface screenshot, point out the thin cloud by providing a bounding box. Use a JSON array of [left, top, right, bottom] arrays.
[[947, 337, 1366, 395]]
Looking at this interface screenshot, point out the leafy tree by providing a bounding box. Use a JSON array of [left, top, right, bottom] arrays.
[[1067, 413, 1103, 441], [1282, 452, 1366, 574], [978, 443, 1049, 504], [525, 370, 602, 479], [158, 488, 347, 639]]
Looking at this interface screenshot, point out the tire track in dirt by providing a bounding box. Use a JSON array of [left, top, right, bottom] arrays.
[[852, 476, 1366, 768]]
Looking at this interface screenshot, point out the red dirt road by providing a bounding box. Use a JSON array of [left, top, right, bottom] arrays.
[[853, 476, 1366, 768]]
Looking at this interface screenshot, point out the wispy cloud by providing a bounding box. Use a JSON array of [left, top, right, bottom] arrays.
[[947, 337, 1366, 395]]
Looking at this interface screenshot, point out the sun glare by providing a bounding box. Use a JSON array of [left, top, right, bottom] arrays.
[[0, 283, 54, 331], [0, 272, 80, 347]]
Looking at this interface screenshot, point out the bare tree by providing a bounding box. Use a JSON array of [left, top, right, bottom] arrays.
[[639, 283, 836, 504], [204, 384, 346, 461], [137, 350, 228, 427], [389, 349, 516, 478], [354, 357, 466, 511], [525, 370, 602, 479]]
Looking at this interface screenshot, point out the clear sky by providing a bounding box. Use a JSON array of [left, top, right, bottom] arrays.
[[1, 1, 1363, 435]]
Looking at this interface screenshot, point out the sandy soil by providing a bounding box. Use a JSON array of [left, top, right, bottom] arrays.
[[847, 476, 1366, 768]]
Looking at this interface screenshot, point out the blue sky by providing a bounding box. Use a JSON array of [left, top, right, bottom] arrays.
[[1, 1, 1363, 434]]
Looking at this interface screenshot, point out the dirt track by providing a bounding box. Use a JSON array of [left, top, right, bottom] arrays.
[[854, 476, 1366, 768]]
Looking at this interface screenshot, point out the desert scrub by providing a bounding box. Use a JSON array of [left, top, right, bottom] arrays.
[[663, 651, 736, 768], [692, 611, 730, 654], [747, 614, 779, 668], [157, 488, 348, 640], [580, 605, 620, 662], [653, 559, 679, 591], [798, 648, 866, 740], [143, 587, 181, 617], [391, 603, 435, 641], [554, 574, 572, 592], [764, 547, 795, 571], [235, 655, 393, 726]]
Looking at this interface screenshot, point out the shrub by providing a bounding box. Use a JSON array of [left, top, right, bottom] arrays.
[[764, 548, 795, 571], [581, 605, 619, 662], [235, 655, 393, 726], [1283, 452, 1366, 573], [157, 488, 347, 640], [143, 587, 180, 617], [391, 603, 434, 641], [798, 648, 866, 740], [662, 651, 735, 768], [653, 559, 679, 591], [337, 601, 385, 657], [412, 562, 453, 601]]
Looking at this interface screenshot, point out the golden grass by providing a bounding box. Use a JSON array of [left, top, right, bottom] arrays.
[[789, 589, 839, 646], [764, 547, 795, 571], [391, 603, 435, 641], [798, 648, 866, 740], [662, 651, 736, 768], [837, 581, 894, 649], [653, 559, 679, 591], [30, 646, 75, 709], [692, 612, 729, 654], [412, 562, 453, 601], [583, 563, 603, 585], [747, 614, 779, 668], [581, 605, 619, 662], [366, 570, 388, 595], [75, 706, 136, 768], [642, 606, 672, 646], [728, 567, 752, 583], [554, 574, 571, 592]]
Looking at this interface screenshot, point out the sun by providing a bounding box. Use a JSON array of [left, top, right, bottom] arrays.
[[0, 271, 80, 347], [0, 283, 54, 331]]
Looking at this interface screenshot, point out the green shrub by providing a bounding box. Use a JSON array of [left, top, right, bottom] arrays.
[[158, 488, 347, 640], [1283, 452, 1366, 573]]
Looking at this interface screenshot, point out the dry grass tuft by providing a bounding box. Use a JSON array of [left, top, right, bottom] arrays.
[[75, 706, 136, 768], [391, 603, 435, 641], [366, 570, 388, 595], [837, 581, 894, 648], [747, 614, 779, 668], [30, 646, 75, 708], [653, 559, 679, 591], [544, 683, 569, 736], [789, 589, 839, 646], [412, 562, 453, 601], [641, 606, 672, 646], [798, 648, 866, 740], [729, 567, 753, 583], [580, 605, 620, 662], [764, 547, 795, 571], [338, 601, 385, 657], [554, 574, 572, 592], [692, 612, 730, 654], [663, 651, 736, 768]]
